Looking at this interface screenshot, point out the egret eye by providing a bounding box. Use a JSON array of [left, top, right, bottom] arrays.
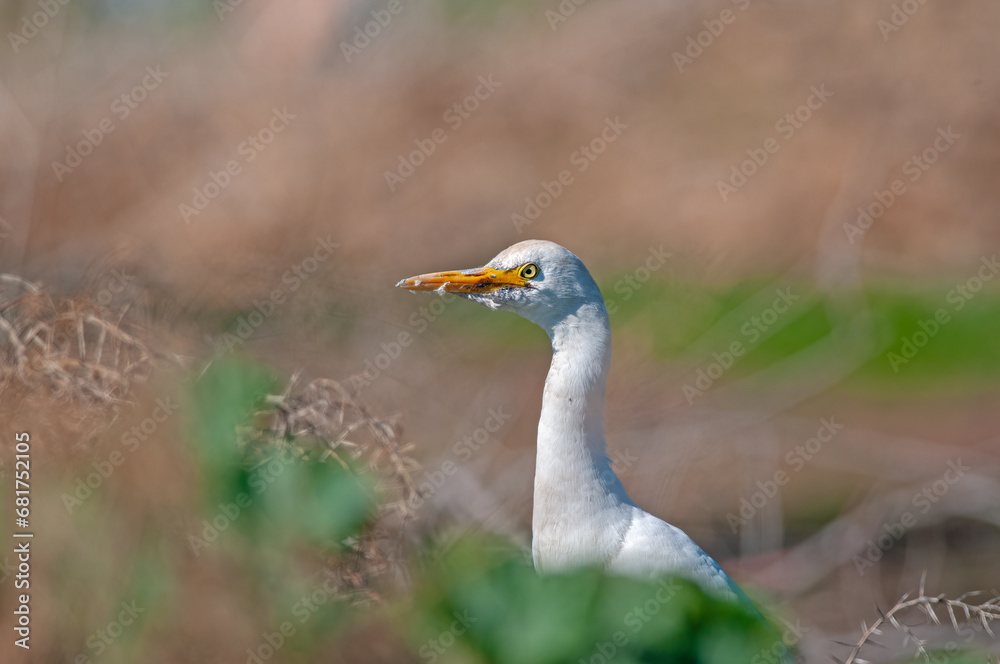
[[519, 263, 540, 280]]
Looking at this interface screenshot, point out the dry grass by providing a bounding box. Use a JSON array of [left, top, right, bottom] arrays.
[[0, 275, 426, 662], [0, 274, 419, 601], [0, 272, 152, 405], [0, 269, 422, 611]]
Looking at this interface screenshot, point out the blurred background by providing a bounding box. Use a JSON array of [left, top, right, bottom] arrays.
[[1, 0, 999, 662]]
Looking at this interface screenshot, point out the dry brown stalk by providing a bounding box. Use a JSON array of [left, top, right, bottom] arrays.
[[843, 573, 1000, 664], [0, 272, 153, 405]]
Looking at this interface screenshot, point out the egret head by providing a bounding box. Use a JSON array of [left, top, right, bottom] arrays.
[[396, 240, 606, 330]]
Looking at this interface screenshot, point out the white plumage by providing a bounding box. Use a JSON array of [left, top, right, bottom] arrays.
[[398, 239, 751, 606]]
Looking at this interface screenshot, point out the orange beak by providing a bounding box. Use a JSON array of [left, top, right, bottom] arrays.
[[395, 266, 528, 294]]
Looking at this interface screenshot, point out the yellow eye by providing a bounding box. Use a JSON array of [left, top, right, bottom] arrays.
[[519, 263, 539, 280]]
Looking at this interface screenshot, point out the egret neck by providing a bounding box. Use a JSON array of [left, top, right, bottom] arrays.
[[533, 298, 636, 572]]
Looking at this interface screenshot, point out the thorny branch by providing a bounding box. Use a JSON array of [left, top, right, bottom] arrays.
[[843, 573, 1000, 664]]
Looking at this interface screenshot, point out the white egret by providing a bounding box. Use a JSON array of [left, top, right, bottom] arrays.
[[397, 240, 752, 605]]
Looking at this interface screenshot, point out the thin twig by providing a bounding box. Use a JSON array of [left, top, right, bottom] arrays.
[[844, 581, 1000, 664]]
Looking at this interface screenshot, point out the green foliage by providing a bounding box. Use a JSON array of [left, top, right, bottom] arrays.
[[240, 449, 377, 550], [186, 356, 275, 476], [176, 357, 380, 654], [185, 356, 375, 555], [405, 537, 785, 664]]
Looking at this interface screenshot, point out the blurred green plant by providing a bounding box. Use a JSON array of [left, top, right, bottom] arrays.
[[176, 357, 385, 657], [403, 536, 787, 664], [185, 357, 376, 555]]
